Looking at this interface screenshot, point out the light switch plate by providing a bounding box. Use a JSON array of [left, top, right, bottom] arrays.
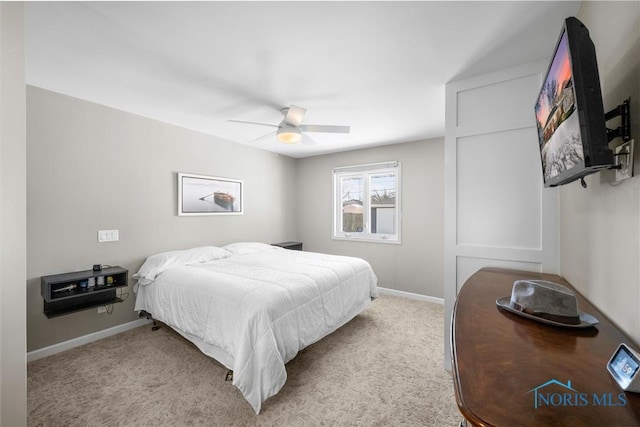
[[97, 229, 119, 242]]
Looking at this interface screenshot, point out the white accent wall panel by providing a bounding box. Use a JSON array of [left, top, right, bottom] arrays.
[[456, 73, 541, 128], [457, 127, 541, 249], [456, 257, 543, 295], [443, 61, 559, 370]]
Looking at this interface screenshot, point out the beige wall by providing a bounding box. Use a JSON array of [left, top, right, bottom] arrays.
[[560, 2, 640, 342], [295, 139, 444, 298], [26, 87, 445, 355], [1, 2, 27, 424], [27, 87, 298, 351]]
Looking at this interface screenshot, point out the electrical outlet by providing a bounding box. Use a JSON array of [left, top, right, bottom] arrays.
[[97, 306, 107, 314], [614, 139, 635, 183]]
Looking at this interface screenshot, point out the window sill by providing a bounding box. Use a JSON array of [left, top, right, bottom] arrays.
[[332, 236, 401, 245]]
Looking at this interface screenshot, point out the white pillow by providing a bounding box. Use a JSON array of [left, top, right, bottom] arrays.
[[133, 246, 232, 286], [221, 242, 276, 255]]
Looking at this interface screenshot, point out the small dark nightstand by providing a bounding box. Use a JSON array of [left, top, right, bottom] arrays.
[[271, 241, 303, 251]]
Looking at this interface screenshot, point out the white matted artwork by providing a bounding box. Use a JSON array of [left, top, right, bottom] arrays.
[[178, 173, 243, 216]]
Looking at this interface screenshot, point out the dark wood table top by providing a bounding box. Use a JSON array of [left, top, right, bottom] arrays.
[[451, 267, 640, 426]]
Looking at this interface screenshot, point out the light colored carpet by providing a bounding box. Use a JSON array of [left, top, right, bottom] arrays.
[[28, 295, 461, 426]]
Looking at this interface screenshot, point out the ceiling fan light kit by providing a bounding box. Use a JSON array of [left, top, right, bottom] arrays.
[[228, 104, 350, 145], [276, 124, 302, 144]]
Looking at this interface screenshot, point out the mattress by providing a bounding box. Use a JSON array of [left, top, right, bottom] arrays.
[[133, 242, 378, 413]]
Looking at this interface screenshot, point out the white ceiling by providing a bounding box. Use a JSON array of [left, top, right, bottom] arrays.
[[25, 1, 580, 158]]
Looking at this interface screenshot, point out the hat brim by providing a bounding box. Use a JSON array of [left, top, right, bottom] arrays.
[[496, 296, 599, 328]]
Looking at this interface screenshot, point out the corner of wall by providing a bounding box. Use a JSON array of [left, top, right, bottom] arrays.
[[1, 2, 27, 425]]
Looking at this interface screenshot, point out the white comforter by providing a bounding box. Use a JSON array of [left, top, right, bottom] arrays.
[[133, 243, 378, 413]]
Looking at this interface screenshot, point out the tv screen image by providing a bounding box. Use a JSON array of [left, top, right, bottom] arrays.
[[534, 17, 612, 187], [535, 30, 581, 183]]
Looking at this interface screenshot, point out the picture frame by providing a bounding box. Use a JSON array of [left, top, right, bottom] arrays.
[[178, 173, 243, 216]]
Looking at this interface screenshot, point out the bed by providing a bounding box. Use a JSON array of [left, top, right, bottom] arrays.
[[133, 242, 378, 413]]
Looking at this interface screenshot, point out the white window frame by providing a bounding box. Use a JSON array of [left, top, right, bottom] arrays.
[[332, 161, 401, 244]]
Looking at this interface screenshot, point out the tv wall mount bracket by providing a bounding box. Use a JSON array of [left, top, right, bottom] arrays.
[[606, 97, 633, 186], [606, 98, 631, 143], [580, 98, 633, 188]]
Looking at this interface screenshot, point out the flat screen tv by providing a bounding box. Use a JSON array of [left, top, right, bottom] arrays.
[[534, 17, 613, 187]]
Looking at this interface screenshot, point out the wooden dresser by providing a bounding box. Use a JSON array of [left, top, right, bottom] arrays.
[[451, 267, 640, 426]]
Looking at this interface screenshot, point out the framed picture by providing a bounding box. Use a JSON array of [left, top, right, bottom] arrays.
[[178, 173, 243, 216]]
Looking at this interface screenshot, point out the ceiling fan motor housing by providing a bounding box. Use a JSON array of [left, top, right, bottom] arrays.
[[276, 123, 302, 144]]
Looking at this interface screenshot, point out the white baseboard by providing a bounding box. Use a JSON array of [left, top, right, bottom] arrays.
[[27, 318, 152, 362], [377, 287, 444, 305]]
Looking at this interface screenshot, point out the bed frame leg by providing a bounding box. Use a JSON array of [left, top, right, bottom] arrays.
[[139, 310, 161, 331]]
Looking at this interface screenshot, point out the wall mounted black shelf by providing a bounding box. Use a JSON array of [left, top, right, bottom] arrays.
[[41, 266, 128, 318]]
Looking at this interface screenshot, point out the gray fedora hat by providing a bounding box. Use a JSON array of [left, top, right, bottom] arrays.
[[496, 279, 598, 328]]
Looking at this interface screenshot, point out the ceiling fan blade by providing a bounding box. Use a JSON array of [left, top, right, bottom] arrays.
[[300, 134, 317, 146], [300, 124, 350, 134], [284, 105, 307, 126], [227, 119, 279, 128], [246, 131, 276, 144]]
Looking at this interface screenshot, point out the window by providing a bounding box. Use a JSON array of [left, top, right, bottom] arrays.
[[333, 161, 401, 243]]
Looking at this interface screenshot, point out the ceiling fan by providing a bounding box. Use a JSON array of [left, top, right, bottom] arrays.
[[227, 105, 350, 144]]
